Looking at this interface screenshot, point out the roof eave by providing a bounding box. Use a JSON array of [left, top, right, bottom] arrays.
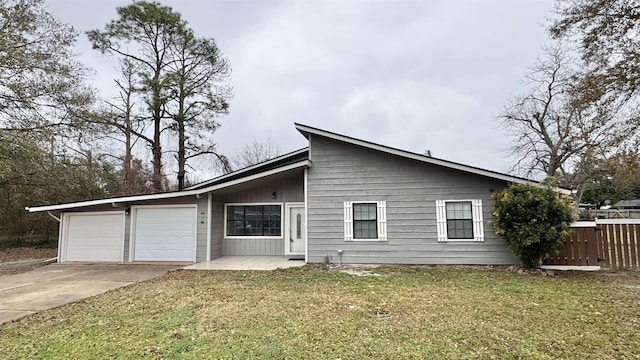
[[295, 123, 572, 195]]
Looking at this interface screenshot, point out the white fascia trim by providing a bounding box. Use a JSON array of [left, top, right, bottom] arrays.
[[27, 160, 310, 213], [184, 148, 309, 190], [571, 221, 597, 228], [295, 123, 571, 195]]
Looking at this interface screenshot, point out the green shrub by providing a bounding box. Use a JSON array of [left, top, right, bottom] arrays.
[[493, 179, 574, 269]]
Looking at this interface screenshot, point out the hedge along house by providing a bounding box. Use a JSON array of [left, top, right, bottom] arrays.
[[26, 123, 569, 265]]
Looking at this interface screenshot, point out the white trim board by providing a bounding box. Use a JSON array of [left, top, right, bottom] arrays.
[[295, 123, 572, 195], [596, 218, 640, 224], [541, 265, 601, 271], [571, 221, 597, 228]]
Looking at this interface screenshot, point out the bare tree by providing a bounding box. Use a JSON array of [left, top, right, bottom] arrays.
[[551, 0, 640, 99], [231, 138, 283, 170], [498, 44, 635, 202], [0, 0, 95, 136]]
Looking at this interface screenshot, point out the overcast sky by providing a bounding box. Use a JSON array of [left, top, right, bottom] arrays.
[[47, 0, 556, 178]]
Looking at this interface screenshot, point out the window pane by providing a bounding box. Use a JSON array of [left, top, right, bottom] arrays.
[[354, 220, 377, 239], [227, 220, 244, 236], [445, 201, 472, 220], [447, 219, 473, 239], [353, 203, 377, 220]]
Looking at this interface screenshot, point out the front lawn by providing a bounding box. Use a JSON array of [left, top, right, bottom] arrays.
[[0, 266, 638, 359]]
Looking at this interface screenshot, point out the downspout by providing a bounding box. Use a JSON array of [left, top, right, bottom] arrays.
[[47, 211, 61, 223]]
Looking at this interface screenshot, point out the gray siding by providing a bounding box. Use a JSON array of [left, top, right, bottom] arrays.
[[196, 196, 209, 262], [217, 170, 304, 256], [210, 195, 224, 259], [123, 212, 131, 262], [222, 238, 283, 256], [307, 135, 517, 265]]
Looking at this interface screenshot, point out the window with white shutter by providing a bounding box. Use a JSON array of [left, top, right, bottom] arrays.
[[344, 201, 387, 241], [435, 199, 484, 242]]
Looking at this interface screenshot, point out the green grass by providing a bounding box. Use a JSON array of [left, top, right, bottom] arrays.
[[0, 266, 638, 359]]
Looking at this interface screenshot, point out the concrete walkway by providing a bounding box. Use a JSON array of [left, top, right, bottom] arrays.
[[185, 256, 306, 271], [0, 263, 178, 324]]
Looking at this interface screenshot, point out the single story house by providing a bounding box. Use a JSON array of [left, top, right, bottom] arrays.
[[27, 123, 568, 265]]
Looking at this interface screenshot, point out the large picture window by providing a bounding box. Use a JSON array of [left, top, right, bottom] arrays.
[[226, 204, 281, 237]]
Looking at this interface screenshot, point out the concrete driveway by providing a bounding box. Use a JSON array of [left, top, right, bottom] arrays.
[[0, 263, 179, 324]]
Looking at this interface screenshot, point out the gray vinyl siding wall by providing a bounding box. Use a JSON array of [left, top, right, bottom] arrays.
[[123, 213, 131, 261], [218, 170, 304, 256], [196, 196, 208, 262], [306, 135, 517, 265], [210, 195, 224, 259]]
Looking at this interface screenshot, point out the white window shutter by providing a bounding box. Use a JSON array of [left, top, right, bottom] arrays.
[[435, 200, 447, 242], [377, 201, 387, 241], [344, 201, 353, 241], [472, 199, 484, 242]]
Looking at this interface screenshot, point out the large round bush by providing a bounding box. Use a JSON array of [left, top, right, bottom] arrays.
[[493, 179, 574, 269]]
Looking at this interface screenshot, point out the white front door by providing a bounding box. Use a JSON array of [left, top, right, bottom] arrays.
[[286, 204, 305, 255]]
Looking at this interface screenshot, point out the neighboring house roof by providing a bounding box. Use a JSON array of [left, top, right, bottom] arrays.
[[614, 199, 640, 208], [294, 123, 571, 194], [26, 123, 570, 213]]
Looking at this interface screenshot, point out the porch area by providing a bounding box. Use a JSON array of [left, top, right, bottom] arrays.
[[184, 256, 306, 271]]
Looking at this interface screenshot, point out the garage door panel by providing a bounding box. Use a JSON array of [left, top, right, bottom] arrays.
[[65, 213, 124, 262], [133, 207, 195, 262]]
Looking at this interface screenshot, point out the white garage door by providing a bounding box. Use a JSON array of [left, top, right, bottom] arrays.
[[64, 212, 124, 262], [133, 206, 196, 262]]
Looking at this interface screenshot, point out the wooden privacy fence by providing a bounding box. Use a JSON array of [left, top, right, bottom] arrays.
[[543, 219, 640, 270]]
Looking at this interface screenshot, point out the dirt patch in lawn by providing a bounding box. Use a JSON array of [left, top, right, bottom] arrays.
[[0, 248, 57, 263], [0, 248, 58, 275]]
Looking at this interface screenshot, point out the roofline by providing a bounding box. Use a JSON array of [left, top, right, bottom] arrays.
[[184, 147, 309, 190], [294, 123, 572, 195], [27, 160, 310, 212]]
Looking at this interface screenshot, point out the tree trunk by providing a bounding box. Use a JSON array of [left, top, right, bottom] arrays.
[[152, 111, 162, 193], [177, 117, 185, 191]]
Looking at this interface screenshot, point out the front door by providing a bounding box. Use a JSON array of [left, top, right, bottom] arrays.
[[286, 205, 305, 256]]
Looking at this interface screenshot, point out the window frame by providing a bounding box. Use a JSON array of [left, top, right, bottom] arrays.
[[224, 202, 284, 239], [344, 201, 387, 242], [436, 199, 484, 242]]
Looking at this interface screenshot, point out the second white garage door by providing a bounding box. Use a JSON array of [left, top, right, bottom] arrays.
[[132, 206, 196, 262]]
